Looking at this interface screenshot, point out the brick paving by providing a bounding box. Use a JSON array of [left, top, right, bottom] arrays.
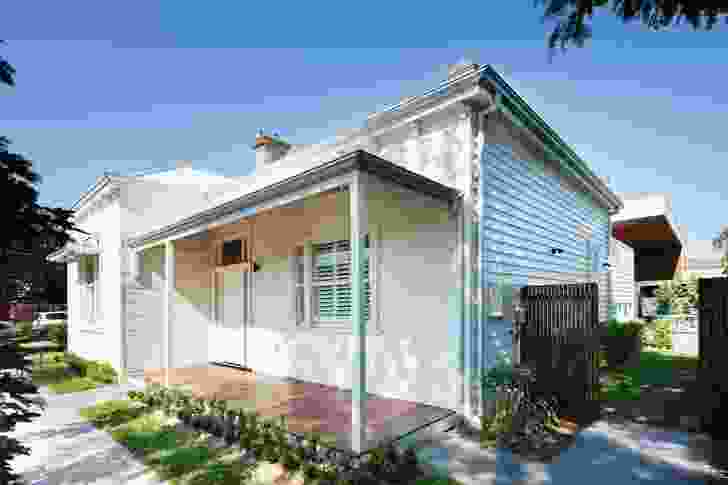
[[144, 365, 453, 450]]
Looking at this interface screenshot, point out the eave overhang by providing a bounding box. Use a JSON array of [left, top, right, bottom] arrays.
[[46, 231, 101, 263], [126, 150, 460, 250], [612, 214, 683, 282], [480, 66, 623, 215]]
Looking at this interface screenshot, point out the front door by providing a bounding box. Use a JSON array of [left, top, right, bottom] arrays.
[[210, 236, 252, 367]]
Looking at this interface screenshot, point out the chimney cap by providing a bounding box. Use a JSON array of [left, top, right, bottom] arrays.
[[254, 131, 290, 149], [176, 160, 193, 173], [448, 59, 480, 80]]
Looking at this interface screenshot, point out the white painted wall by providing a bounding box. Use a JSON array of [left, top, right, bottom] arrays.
[[195, 174, 458, 409], [66, 197, 123, 371], [613, 193, 670, 223], [171, 239, 212, 368], [609, 237, 636, 320]]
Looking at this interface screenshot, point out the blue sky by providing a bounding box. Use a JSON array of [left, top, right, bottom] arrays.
[[1, 1, 726, 242]]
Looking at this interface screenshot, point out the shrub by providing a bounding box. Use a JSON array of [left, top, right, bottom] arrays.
[[48, 376, 97, 394], [65, 352, 90, 376], [48, 323, 67, 349], [85, 360, 117, 384], [111, 413, 166, 444], [603, 320, 645, 368], [604, 319, 645, 338], [479, 361, 561, 450], [80, 399, 148, 428], [16, 321, 33, 340], [642, 319, 672, 351]]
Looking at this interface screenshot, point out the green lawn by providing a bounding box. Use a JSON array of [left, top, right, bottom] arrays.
[[600, 348, 698, 402], [80, 401, 306, 485], [80, 399, 464, 485]]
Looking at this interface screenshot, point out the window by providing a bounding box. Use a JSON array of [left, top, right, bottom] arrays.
[[222, 239, 243, 266], [295, 235, 374, 330], [78, 254, 101, 323], [294, 246, 305, 324]]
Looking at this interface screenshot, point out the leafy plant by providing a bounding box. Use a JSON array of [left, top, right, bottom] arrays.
[[642, 319, 672, 351], [48, 376, 97, 394], [64, 352, 88, 376], [15, 321, 33, 341], [238, 410, 251, 450], [604, 319, 645, 338], [80, 399, 147, 428], [47, 323, 67, 349], [655, 273, 699, 317], [110, 412, 166, 443], [86, 360, 117, 384], [482, 353, 517, 396]]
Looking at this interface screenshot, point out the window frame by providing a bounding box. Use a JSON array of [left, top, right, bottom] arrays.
[[78, 253, 101, 324], [294, 228, 379, 333]]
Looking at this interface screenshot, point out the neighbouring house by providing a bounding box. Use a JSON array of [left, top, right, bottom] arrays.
[[684, 239, 726, 279], [608, 236, 637, 321], [610, 192, 685, 319], [49, 61, 623, 450]]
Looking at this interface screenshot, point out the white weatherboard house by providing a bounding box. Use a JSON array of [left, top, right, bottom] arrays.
[[49, 62, 623, 450]]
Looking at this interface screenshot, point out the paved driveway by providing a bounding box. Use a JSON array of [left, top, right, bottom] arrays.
[[7, 383, 167, 485]]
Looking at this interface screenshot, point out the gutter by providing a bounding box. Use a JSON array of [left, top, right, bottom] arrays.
[[127, 150, 459, 249], [72, 175, 113, 211], [481, 67, 623, 215]]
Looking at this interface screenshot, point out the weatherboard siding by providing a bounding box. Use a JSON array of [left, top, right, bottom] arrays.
[[609, 237, 636, 321], [480, 142, 610, 370]]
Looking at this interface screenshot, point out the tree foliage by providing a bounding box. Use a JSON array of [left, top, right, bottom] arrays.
[[536, 1, 728, 52], [1, 40, 80, 484], [712, 225, 728, 275], [654, 272, 699, 316], [0, 40, 15, 87], [0, 342, 46, 484]]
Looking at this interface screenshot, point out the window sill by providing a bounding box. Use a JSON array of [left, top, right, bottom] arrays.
[[296, 323, 383, 336]]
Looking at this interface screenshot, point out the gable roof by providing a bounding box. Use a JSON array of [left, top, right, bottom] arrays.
[[126, 150, 459, 249], [126, 63, 622, 248]]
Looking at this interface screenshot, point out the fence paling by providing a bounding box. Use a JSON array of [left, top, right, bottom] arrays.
[[520, 283, 600, 424], [697, 277, 728, 437]]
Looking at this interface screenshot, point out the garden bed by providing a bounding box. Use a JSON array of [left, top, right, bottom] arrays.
[[26, 351, 118, 394], [78, 385, 459, 485]]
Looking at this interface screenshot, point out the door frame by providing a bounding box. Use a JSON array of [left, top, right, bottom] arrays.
[[210, 230, 253, 369]]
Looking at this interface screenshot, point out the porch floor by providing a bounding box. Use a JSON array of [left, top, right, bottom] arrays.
[[144, 365, 455, 452]]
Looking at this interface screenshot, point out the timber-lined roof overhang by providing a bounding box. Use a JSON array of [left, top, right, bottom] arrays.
[[613, 214, 683, 282], [126, 150, 459, 249]]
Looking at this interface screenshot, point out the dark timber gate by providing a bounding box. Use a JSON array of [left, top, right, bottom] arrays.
[[519, 282, 601, 424], [697, 277, 728, 437]]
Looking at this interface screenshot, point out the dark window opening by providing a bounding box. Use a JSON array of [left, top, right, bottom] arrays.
[[222, 239, 243, 266]]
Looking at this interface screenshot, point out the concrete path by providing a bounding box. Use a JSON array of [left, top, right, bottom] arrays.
[[406, 417, 727, 484], [7, 382, 167, 485]]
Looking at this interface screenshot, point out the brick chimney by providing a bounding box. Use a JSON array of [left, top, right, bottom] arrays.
[[447, 59, 480, 82], [254, 130, 291, 172], [176, 160, 193, 176]]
